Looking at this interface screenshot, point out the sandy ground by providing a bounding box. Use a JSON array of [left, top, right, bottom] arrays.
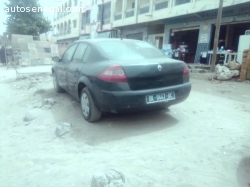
[[0, 65, 250, 187]]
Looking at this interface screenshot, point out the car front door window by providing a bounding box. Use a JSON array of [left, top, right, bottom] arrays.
[[62, 44, 78, 63]]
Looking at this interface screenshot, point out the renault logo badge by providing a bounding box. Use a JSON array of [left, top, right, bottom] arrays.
[[158, 65, 162, 71]]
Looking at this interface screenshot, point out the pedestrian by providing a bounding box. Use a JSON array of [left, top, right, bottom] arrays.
[[0, 46, 7, 65]]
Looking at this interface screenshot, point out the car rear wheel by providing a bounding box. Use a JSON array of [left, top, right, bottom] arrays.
[[53, 72, 64, 93], [80, 88, 102, 122]]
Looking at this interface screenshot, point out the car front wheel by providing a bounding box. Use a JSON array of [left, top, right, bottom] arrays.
[[80, 88, 102, 122]]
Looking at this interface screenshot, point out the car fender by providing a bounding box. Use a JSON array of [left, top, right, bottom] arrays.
[[78, 76, 93, 91], [77, 76, 100, 108]]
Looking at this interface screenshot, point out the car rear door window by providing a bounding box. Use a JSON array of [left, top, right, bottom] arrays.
[[62, 44, 78, 63], [72, 43, 88, 62]]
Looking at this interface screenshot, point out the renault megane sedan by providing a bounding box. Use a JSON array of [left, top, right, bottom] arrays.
[[52, 39, 191, 122]]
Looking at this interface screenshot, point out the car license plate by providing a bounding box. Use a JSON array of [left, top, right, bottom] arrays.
[[146, 92, 175, 104]]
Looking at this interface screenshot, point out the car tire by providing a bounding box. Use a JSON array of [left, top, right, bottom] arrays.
[[53, 72, 64, 93], [80, 88, 102, 122]]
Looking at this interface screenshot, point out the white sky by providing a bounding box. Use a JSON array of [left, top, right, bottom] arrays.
[[0, 0, 60, 35]]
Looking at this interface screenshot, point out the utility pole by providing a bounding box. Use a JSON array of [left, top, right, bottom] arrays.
[[211, 0, 223, 72]]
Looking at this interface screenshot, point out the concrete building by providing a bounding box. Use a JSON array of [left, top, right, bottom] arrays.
[[112, 0, 250, 64], [53, 0, 250, 63], [53, 0, 117, 51]]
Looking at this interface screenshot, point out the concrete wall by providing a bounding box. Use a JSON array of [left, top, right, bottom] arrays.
[[12, 34, 59, 66]]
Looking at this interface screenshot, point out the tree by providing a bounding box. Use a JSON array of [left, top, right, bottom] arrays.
[[4, 0, 51, 36]]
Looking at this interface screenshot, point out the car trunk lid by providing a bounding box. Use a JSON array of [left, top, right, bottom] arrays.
[[120, 58, 184, 90]]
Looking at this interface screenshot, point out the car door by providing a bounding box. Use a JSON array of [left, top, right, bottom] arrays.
[[57, 44, 78, 89], [66, 42, 89, 97]]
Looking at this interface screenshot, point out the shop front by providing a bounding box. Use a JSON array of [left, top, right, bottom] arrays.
[[170, 27, 200, 63], [163, 1, 250, 65]]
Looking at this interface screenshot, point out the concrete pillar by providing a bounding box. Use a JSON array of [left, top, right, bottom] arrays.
[[122, 0, 127, 21], [110, 0, 115, 23], [149, 0, 153, 14], [194, 23, 212, 64], [164, 25, 171, 45], [225, 24, 234, 49]]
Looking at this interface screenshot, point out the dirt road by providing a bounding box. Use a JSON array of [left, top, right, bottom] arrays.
[[0, 65, 249, 187]]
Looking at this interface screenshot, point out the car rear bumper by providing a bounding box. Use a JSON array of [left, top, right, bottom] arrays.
[[95, 83, 191, 113]]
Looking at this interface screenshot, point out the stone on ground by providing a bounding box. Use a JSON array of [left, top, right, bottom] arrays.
[[55, 122, 72, 137], [91, 170, 125, 187], [24, 110, 37, 122]]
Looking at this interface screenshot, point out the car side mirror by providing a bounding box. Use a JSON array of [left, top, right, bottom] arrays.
[[52, 56, 61, 62]]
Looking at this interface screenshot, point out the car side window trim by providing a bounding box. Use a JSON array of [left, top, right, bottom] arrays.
[[82, 44, 92, 63], [61, 43, 79, 63]]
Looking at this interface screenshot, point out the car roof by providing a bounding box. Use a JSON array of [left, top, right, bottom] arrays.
[[75, 38, 143, 44]]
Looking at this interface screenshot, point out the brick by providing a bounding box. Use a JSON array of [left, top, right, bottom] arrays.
[[241, 63, 249, 69]]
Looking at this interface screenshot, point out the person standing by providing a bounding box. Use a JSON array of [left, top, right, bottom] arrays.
[[0, 46, 7, 65]]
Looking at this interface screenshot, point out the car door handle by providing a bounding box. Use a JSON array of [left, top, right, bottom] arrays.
[[75, 68, 80, 72]]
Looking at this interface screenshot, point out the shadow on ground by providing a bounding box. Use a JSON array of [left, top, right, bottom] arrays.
[[47, 88, 179, 146]]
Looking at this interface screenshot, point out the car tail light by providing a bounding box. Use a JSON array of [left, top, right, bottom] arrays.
[[183, 63, 189, 76], [98, 65, 127, 82]]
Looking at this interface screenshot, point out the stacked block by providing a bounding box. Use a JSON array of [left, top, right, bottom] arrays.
[[240, 50, 250, 80]]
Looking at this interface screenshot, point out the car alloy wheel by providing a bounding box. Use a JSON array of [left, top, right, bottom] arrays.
[[80, 88, 102, 122], [81, 93, 90, 117]]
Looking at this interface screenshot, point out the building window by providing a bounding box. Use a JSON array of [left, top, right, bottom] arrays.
[[132, 2, 135, 9], [44, 48, 51, 53], [103, 2, 111, 24], [155, 0, 168, 11], [115, 0, 123, 13], [73, 20, 77, 28], [82, 11, 90, 29], [97, 5, 102, 21], [97, 2, 111, 24], [175, 0, 190, 6]]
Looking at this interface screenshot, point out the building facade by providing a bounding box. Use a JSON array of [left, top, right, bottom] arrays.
[[53, 0, 250, 63], [53, 0, 117, 55]]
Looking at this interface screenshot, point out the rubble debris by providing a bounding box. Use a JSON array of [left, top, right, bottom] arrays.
[[226, 60, 241, 70], [43, 98, 55, 106], [24, 110, 37, 122], [91, 169, 125, 187], [42, 98, 55, 109], [215, 65, 240, 80], [55, 123, 72, 137]]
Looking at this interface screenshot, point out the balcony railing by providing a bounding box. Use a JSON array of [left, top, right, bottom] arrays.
[[54, 30, 72, 37], [125, 9, 134, 18], [114, 12, 122, 20], [139, 4, 150, 14], [155, 0, 168, 11]]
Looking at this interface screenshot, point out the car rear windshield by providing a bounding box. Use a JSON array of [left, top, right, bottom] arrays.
[[97, 40, 165, 60]]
